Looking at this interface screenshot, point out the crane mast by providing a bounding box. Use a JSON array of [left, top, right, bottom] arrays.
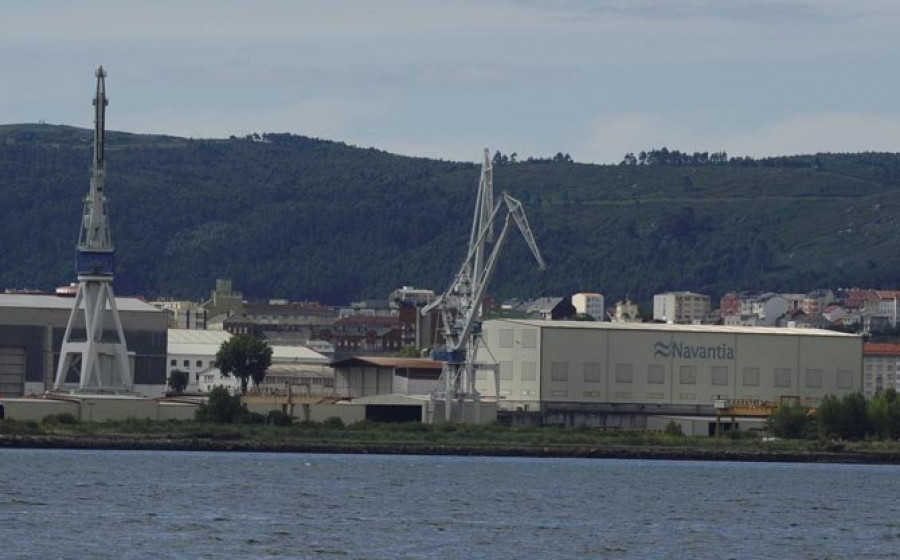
[[54, 66, 132, 393], [424, 149, 545, 421]]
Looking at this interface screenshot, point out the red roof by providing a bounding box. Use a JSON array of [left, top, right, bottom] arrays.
[[864, 343, 900, 356]]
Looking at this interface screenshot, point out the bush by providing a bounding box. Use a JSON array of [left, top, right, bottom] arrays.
[[322, 416, 345, 429], [0, 419, 42, 435], [664, 420, 684, 437], [237, 411, 266, 425], [43, 412, 79, 426], [195, 387, 244, 423], [769, 404, 809, 439], [266, 410, 293, 426]]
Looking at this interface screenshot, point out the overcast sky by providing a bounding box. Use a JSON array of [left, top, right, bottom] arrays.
[[1, 0, 898, 163]]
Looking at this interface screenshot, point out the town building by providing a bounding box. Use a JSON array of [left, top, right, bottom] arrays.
[[653, 291, 711, 324], [863, 343, 900, 397], [150, 300, 207, 330], [571, 293, 605, 320]]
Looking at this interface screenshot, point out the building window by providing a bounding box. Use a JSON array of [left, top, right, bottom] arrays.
[[742, 367, 760, 387], [614, 364, 633, 384], [774, 368, 792, 388], [837, 370, 854, 390], [583, 363, 601, 383], [183, 360, 190, 368], [499, 361, 513, 380], [679, 366, 697, 385], [647, 365, 665, 385], [196, 360, 203, 367], [521, 329, 537, 349], [550, 362, 569, 382], [499, 329, 514, 348], [521, 362, 537, 381], [805, 369, 823, 389], [710, 366, 728, 387], [170, 359, 176, 367]]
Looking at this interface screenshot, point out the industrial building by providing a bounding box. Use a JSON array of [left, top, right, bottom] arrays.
[[0, 293, 168, 398], [476, 319, 862, 426]]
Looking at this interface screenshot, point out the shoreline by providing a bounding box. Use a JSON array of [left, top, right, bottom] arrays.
[[3, 435, 900, 465]]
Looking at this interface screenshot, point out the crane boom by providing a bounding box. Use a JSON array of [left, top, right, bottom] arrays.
[[425, 150, 544, 421]]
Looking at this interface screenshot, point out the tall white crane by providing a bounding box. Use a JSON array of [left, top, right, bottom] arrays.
[[423, 149, 545, 421], [54, 66, 132, 392]]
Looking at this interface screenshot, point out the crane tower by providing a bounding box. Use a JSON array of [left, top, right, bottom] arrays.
[[54, 66, 133, 392], [423, 149, 545, 421]]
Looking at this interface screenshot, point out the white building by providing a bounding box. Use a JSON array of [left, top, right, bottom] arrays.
[[476, 319, 862, 414], [728, 292, 790, 327], [572, 293, 605, 320], [863, 343, 900, 397], [167, 329, 332, 394], [653, 292, 711, 324]]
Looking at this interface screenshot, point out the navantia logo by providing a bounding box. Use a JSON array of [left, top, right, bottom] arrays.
[[654, 341, 673, 358], [653, 340, 735, 360]]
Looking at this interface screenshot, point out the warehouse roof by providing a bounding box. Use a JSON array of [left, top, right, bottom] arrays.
[[331, 356, 442, 370], [167, 329, 329, 363], [490, 319, 859, 337], [0, 293, 160, 312]]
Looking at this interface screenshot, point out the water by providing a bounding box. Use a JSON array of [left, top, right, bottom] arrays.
[[1, 449, 899, 559]]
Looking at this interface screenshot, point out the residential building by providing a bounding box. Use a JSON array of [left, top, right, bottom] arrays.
[[572, 293, 605, 320], [653, 291, 711, 324], [150, 300, 207, 330], [863, 343, 900, 397]]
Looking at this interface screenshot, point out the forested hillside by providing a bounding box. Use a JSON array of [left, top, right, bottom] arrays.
[[3, 123, 900, 307]]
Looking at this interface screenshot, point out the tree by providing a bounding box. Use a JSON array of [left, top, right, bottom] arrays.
[[195, 386, 243, 423], [769, 403, 808, 439], [167, 369, 189, 394], [215, 334, 273, 395]]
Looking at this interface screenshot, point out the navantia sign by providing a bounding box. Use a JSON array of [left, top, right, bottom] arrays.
[[653, 340, 735, 360]]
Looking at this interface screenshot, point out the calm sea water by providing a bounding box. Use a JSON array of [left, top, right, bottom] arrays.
[[1, 449, 898, 559]]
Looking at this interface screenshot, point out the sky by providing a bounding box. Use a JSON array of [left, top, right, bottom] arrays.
[[1, 0, 898, 164]]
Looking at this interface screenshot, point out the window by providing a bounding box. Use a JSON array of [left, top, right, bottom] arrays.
[[550, 362, 569, 382], [711, 366, 728, 386], [774, 368, 792, 388], [837, 369, 854, 390], [196, 360, 203, 367], [614, 364, 633, 384], [183, 360, 190, 368], [170, 359, 176, 367], [521, 362, 537, 381], [522, 329, 537, 349], [647, 365, 665, 385], [499, 329, 514, 348], [679, 366, 697, 385], [805, 369, 822, 389], [583, 363, 602, 383], [499, 361, 513, 380], [742, 367, 760, 387]]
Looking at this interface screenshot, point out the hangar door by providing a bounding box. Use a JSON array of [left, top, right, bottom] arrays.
[[0, 346, 25, 397]]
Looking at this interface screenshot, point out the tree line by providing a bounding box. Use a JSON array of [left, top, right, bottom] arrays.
[[770, 389, 900, 440]]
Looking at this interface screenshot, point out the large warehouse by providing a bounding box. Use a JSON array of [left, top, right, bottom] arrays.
[[476, 319, 863, 417], [0, 293, 168, 397]]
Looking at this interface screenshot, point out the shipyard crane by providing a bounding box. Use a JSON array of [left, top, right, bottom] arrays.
[[54, 66, 132, 392], [423, 149, 545, 421]]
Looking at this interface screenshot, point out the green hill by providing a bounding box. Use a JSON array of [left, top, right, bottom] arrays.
[[2, 123, 900, 307]]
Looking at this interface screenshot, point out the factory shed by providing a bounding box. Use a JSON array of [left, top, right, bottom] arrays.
[[478, 319, 862, 427], [0, 293, 168, 397], [332, 357, 442, 399]]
